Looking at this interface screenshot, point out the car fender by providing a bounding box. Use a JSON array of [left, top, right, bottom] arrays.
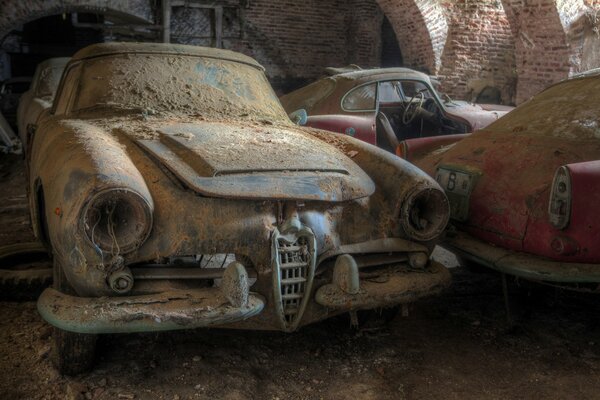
[[522, 159, 600, 262], [305, 127, 448, 247], [29, 119, 153, 281]]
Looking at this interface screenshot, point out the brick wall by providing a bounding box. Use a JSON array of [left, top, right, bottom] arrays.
[[562, 1, 600, 74], [1, 0, 600, 103], [439, 0, 516, 104], [0, 0, 383, 94], [228, 0, 383, 93], [502, 0, 571, 103], [376, 0, 444, 74]]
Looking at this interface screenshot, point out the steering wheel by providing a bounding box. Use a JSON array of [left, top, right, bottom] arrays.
[[402, 91, 425, 125]]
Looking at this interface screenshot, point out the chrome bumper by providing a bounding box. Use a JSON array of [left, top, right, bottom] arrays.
[[445, 231, 600, 283], [315, 260, 451, 309], [37, 287, 265, 334], [37, 261, 265, 334]]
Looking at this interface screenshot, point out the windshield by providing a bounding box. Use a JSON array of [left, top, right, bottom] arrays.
[[428, 77, 453, 105], [36, 67, 65, 98], [72, 53, 289, 123], [485, 76, 600, 139]]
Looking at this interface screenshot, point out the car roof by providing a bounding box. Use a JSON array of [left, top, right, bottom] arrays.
[[71, 42, 264, 70], [332, 67, 431, 83]]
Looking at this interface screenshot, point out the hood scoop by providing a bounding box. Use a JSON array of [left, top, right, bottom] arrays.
[[136, 122, 375, 202]]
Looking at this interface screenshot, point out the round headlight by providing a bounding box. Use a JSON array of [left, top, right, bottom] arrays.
[[400, 186, 450, 241], [82, 188, 153, 254]]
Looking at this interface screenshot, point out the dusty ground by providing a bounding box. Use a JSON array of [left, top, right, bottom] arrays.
[[1, 153, 600, 400]]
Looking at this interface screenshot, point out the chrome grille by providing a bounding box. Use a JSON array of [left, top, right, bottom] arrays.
[[278, 238, 310, 325], [272, 219, 316, 332]]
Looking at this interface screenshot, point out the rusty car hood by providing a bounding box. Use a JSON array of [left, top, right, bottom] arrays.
[[132, 120, 375, 202], [444, 101, 513, 131]]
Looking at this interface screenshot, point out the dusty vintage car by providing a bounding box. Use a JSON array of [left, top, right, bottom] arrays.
[[16, 57, 70, 149], [401, 71, 600, 289], [29, 43, 452, 374], [280, 68, 513, 153]]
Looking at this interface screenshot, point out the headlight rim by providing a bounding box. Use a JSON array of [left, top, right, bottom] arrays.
[[399, 185, 450, 242], [80, 187, 153, 255]]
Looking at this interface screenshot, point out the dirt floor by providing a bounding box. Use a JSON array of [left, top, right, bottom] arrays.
[[2, 153, 600, 400]]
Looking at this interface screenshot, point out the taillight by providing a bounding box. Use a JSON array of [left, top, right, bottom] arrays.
[[548, 166, 571, 229]]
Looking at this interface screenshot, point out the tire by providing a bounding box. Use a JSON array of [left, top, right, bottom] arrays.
[[0, 241, 52, 300], [51, 258, 97, 376], [352, 306, 400, 329]]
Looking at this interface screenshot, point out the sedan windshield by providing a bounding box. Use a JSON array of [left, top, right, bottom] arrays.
[[72, 53, 289, 123]]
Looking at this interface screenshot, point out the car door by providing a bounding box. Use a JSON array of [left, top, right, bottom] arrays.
[[336, 82, 378, 144]]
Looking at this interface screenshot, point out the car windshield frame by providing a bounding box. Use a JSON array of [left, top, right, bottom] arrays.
[[54, 53, 290, 123]]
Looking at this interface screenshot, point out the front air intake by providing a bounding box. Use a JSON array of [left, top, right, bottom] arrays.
[[272, 219, 316, 332]]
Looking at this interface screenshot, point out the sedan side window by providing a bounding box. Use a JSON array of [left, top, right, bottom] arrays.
[[53, 64, 81, 115], [378, 81, 403, 103], [342, 83, 377, 111]]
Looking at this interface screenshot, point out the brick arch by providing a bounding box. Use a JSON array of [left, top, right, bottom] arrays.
[[502, 0, 571, 103], [375, 0, 448, 74], [0, 0, 154, 40]]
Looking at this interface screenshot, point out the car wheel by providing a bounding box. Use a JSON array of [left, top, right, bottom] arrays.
[[51, 259, 97, 376], [0, 242, 52, 300], [352, 306, 400, 329]]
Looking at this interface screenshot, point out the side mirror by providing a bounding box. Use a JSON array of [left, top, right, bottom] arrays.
[[289, 109, 308, 126], [26, 123, 37, 137]]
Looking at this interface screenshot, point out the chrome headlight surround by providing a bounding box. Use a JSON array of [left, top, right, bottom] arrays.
[[81, 188, 153, 255], [400, 186, 450, 241]]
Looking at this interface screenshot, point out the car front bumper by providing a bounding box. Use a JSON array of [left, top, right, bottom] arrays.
[[444, 231, 600, 283], [315, 260, 450, 309], [38, 287, 266, 334], [37, 258, 452, 335]]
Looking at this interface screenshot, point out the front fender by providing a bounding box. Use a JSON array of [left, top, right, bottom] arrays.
[[30, 118, 153, 295], [307, 128, 448, 247]]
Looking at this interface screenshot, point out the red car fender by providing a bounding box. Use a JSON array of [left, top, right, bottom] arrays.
[[305, 114, 376, 145], [523, 159, 600, 262], [396, 134, 470, 163]]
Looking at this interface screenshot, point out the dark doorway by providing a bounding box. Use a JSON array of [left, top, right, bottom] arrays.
[[10, 13, 105, 77], [381, 16, 403, 68]]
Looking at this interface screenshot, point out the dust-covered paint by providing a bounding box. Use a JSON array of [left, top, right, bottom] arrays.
[[411, 72, 600, 286], [27, 43, 451, 347]]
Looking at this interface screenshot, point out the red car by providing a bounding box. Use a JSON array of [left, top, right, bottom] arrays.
[[280, 67, 512, 153], [400, 71, 600, 289]]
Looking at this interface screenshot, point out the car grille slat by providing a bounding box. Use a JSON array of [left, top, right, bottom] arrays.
[[280, 277, 307, 284]]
